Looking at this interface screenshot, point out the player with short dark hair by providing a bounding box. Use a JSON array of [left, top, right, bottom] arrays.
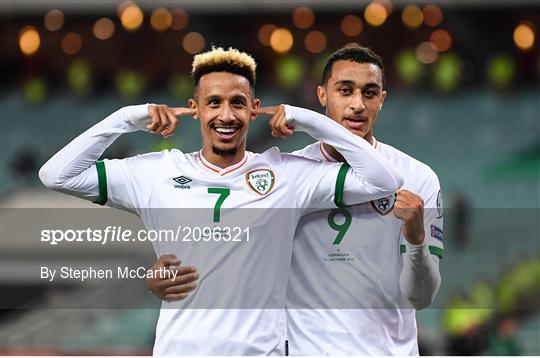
[[287, 44, 443, 355], [147, 45, 442, 355]]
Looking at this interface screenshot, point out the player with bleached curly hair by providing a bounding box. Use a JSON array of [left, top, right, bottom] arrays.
[[40, 46, 403, 355]]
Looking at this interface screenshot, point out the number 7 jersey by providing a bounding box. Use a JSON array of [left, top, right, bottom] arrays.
[[98, 146, 351, 355], [286, 139, 444, 355]]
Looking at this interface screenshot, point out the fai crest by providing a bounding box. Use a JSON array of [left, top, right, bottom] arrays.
[[370, 194, 396, 215], [246, 169, 275, 195]]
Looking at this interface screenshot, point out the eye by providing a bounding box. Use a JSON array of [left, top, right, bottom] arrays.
[[364, 90, 377, 98], [338, 87, 352, 95], [208, 98, 220, 106], [232, 98, 246, 106]]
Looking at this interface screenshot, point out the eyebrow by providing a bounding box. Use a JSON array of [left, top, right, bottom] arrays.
[[205, 95, 221, 101], [334, 80, 355, 86], [204, 93, 249, 102], [333, 80, 381, 90], [231, 93, 248, 100], [362, 83, 381, 90]]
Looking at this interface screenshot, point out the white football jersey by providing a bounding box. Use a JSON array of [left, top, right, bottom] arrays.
[[286, 139, 444, 355], [100, 147, 351, 355], [39, 104, 403, 355]]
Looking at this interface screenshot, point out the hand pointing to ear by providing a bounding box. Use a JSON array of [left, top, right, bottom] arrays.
[[253, 104, 295, 138], [147, 104, 196, 138]]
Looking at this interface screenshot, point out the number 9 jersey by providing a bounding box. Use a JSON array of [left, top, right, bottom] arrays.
[[286, 139, 443, 356]]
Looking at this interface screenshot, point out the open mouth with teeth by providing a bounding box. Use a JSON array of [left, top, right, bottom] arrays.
[[211, 125, 242, 141]]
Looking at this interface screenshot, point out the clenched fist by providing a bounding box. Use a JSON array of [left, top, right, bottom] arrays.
[[393, 190, 425, 245]]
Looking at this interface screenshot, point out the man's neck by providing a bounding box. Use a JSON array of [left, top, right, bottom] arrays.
[[201, 146, 246, 168], [323, 132, 373, 163]]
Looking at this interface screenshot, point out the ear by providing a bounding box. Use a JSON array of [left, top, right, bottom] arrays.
[[317, 85, 327, 108], [379, 90, 387, 111], [250, 99, 260, 121], [188, 99, 199, 120]]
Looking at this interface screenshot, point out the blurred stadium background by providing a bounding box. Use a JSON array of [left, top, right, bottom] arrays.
[[1, 0, 539, 355]]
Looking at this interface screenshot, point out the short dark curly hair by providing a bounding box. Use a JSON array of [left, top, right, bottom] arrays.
[[322, 44, 385, 87]]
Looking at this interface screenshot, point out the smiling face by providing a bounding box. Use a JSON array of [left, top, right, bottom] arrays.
[[317, 60, 386, 141], [190, 72, 259, 159]]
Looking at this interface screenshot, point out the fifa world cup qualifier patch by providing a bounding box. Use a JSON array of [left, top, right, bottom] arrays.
[[246, 169, 275, 195], [436, 190, 444, 218], [430, 224, 444, 241]]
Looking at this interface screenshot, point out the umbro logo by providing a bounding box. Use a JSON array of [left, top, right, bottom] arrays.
[[173, 175, 192, 189], [173, 176, 192, 185]]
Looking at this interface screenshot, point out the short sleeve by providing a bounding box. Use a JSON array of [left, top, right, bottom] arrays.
[[96, 152, 164, 213]]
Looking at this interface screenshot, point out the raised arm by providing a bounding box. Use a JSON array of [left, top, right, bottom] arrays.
[[39, 104, 192, 202], [256, 105, 404, 206]]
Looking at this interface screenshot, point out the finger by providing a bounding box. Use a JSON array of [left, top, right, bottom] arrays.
[[175, 265, 198, 276], [156, 267, 197, 286], [159, 254, 181, 268], [395, 199, 420, 210], [395, 193, 408, 201], [395, 195, 414, 204], [162, 109, 179, 137], [274, 117, 293, 137], [170, 270, 199, 285], [398, 191, 422, 204], [276, 129, 289, 138], [269, 121, 278, 137], [164, 282, 198, 295], [171, 107, 196, 116], [253, 106, 279, 116], [269, 114, 284, 135], [155, 106, 170, 133], [397, 189, 415, 197], [147, 104, 155, 117], [147, 106, 160, 132], [393, 208, 406, 219], [270, 123, 286, 138], [163, 292, 189, 302], [278, 122, 294, 136]]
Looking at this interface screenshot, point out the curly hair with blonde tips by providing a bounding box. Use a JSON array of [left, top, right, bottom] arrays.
[[191, 47, 257, 94]]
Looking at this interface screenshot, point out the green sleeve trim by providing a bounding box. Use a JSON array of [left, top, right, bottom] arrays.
[[400, 244, 444, 259], [93, 160, 108, 205], [334, 163, 350, 208], [429, 246, 444, 259]]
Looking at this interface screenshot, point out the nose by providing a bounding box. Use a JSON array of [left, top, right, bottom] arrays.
[[349, 93, 365, 113], [218, 103, 235, 122]]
